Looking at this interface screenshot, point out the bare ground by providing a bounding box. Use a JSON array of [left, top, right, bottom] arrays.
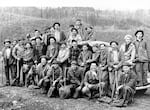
[[0, 86, 149, 110]]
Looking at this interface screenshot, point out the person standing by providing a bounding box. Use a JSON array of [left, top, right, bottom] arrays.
[[107, 41, 120, 91], [2, 39, 16, 86], [119, 35, 136, 66], [53, 22, 66, 43], [133, 30, 150, 86], [12, 38, 25, 84], [74, 19, 85, 40]]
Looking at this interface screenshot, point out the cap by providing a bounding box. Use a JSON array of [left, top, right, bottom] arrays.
[[71, 61, 77, 65], [124, 34, 132, 40], [4, 39, 11, 44]]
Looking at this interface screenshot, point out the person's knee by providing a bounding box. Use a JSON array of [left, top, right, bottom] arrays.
[[82, 86, 89, 94]]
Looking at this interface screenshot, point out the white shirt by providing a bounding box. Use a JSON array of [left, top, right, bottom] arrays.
[[5, 48, 11, 59], [54, 31, 60, 42]]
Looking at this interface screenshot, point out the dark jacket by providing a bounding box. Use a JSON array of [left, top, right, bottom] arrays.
[[118, 70, 137, 90]]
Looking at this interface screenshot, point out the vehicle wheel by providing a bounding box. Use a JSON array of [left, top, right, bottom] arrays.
[[136, 89, 147, 94]]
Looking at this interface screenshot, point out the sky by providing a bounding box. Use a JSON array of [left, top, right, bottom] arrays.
[[0, 0, 150, 11]]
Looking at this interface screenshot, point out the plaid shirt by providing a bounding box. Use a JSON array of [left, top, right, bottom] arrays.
[[69, 47, 80, 63]]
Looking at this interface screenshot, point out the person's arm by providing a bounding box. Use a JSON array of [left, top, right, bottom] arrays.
[[145, 41, 150, 60], [87, 52, 99, 63], [46, 46, 50, 60], [84, 71, 89, 86], [60, 48, 70, 63], [61, 31, 66, 42], [126, 71, 137, 88], [130, 44, 136, 62], [51, 45, 59, 61], [78, 52, 83, 66], [12, 46, 18, 60]]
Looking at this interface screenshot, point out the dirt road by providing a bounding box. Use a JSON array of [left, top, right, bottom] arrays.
[[0, 86, 149, 110]]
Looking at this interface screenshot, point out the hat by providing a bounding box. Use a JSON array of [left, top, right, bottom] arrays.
[[135, 30, 144, 37], [71, 61, 77, 65], [4, 39, 11, 44], [124, 34, 132, 40], [35, 36, 42, 40], [40, 55, 47, 60]]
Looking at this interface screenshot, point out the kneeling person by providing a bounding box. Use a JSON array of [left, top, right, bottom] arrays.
[[59, 61, 84, 99], [82, 63, 107, 99], [47, 60, 63, 97], [112, 63, 137, 107]]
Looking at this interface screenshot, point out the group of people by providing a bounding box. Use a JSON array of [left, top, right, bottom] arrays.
[[1, 19, 150, 107]]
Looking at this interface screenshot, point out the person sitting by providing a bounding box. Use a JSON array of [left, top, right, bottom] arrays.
[[68, 40, 81, 65], [46, 37, 59, 64], [78, 43, 92, 73], [86, 44, 100, 65], [67, 28, 82, 46], [59, 61, 84, 99], [111, 63, 137, 107], [84, 26, 95, 41], [35, 37, 47, 63], [56, 42, 70, 72]]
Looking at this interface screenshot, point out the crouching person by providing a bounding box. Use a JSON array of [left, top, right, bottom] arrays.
[[59, 61, 84, 99], [47, 60, 63, 97], [111, 63, 137, 107], [82, 63, 108, 99], [36, 56, 51, 94]]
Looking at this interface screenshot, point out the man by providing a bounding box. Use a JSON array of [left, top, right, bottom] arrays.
[[53, 22, 66, 43], [2, 39, 16, 86], [56, 42, 70, 71], [46, 37, 59, 64], [68, 40, 80, 65], [86, 44, 100, 65], [119, 34, 136, 65], [59, 61, 84, 99], [12, 38, 25, 85], [74, 19, 85, 40], [78, 43, 92, 73], [107, 41, 120, 91], [82, 63, 108, 99], [133, 30, 149, 86], [20, 42, 35, 86], [84, 26, 95, 41], [111, 63, 137, 107], [35, 56, 51, 94], [35, 37, 47, 63], [47, 60, 63, 97]]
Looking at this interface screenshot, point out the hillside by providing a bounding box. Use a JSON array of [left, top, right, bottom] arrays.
[[0, 7, 150, 48]]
